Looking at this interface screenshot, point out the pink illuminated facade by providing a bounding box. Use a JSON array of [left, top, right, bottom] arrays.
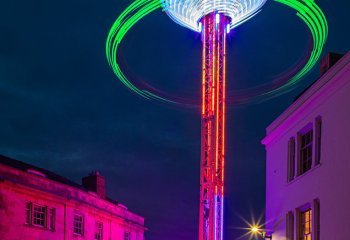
[[262, 52, 350, 239], [0, 155, 146, 240]]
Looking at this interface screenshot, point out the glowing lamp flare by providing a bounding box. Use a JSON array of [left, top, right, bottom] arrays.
[[251, 226, 260, 233]]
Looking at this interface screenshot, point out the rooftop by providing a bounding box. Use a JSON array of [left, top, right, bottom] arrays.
[[0, 154, 119, 206]]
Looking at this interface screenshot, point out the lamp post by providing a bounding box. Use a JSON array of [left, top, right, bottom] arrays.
[[250, 226, 272, 240], [262, 232, 272, 240]]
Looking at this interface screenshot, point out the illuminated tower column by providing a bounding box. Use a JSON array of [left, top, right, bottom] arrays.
[[109, 0, 328, 240], [199, 13, 230, 240]]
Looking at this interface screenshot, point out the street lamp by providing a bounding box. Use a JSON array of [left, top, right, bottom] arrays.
[[250, 225, 272, 239]]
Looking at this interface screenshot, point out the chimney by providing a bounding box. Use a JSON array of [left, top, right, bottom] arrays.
[[320, 52, 344, 75], [82, 171, 106, 199]]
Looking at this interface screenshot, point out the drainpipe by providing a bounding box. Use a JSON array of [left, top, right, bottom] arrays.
[[64, 203, 67, 240]]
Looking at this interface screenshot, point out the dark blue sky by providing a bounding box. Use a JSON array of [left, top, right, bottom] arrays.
[[0, 0, 349, 239]]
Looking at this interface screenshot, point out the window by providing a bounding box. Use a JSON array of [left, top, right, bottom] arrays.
[[298, 129, 313, 175], [74, 214, 84, 236], [33, 205, 46, 227], [294, 200, 320, 240], [286, 211, 294, 240], [25, 202, 55, 230], [315, 117, 322, 165], [287, 137, 296, 182], [124, 232, 131, 240], [290, 118, 323, 179], [95, 221, 103, 240], [299, 208, 312, 240]]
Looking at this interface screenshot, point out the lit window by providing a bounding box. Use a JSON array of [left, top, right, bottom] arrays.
[[33, 205, 46, 227], [295, 201, 321, 240], [124, 232, 131, 240], [95, 221, 103, 240], [74, 214, 84, 236], [300, 208, 312, 240], [298, 129, 313, 175]]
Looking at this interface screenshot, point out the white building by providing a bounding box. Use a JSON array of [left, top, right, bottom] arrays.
[[262, 52, 350, 240]]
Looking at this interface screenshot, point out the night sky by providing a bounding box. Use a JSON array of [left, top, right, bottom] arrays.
[[0, 0, 349, 239]]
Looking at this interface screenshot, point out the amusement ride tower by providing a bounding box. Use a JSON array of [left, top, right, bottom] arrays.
[[165, 2, 266, 240], [106, 0, 328, 239]]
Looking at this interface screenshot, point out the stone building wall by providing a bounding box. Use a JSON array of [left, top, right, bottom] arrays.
[[0, 159, 145, 240]]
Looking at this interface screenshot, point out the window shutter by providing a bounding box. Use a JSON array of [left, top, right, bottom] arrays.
[[25, 202, 32, 224], [313, 199, 320, 240], [287, 138, 296, 182], [315, 117, 322, 165], [295, 208, 302, 240], [49, 208, 55, 230], [286, 211, 294, 240], [296, 133, 301, 176], [45, 206, 48, 228]]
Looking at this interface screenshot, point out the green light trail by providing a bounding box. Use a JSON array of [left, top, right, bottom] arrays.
[[106, 0, 328, 105], [105, 0, 175, 103], [266, 0, 328, 97]]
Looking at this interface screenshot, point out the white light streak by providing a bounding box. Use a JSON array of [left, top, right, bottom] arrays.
[[226, 24, 231, 34], [216, 13, 220, 24], [162, 0, 267, 32]]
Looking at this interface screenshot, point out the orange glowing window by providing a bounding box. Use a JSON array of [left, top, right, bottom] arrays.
[[300, 208, 312, 240]]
